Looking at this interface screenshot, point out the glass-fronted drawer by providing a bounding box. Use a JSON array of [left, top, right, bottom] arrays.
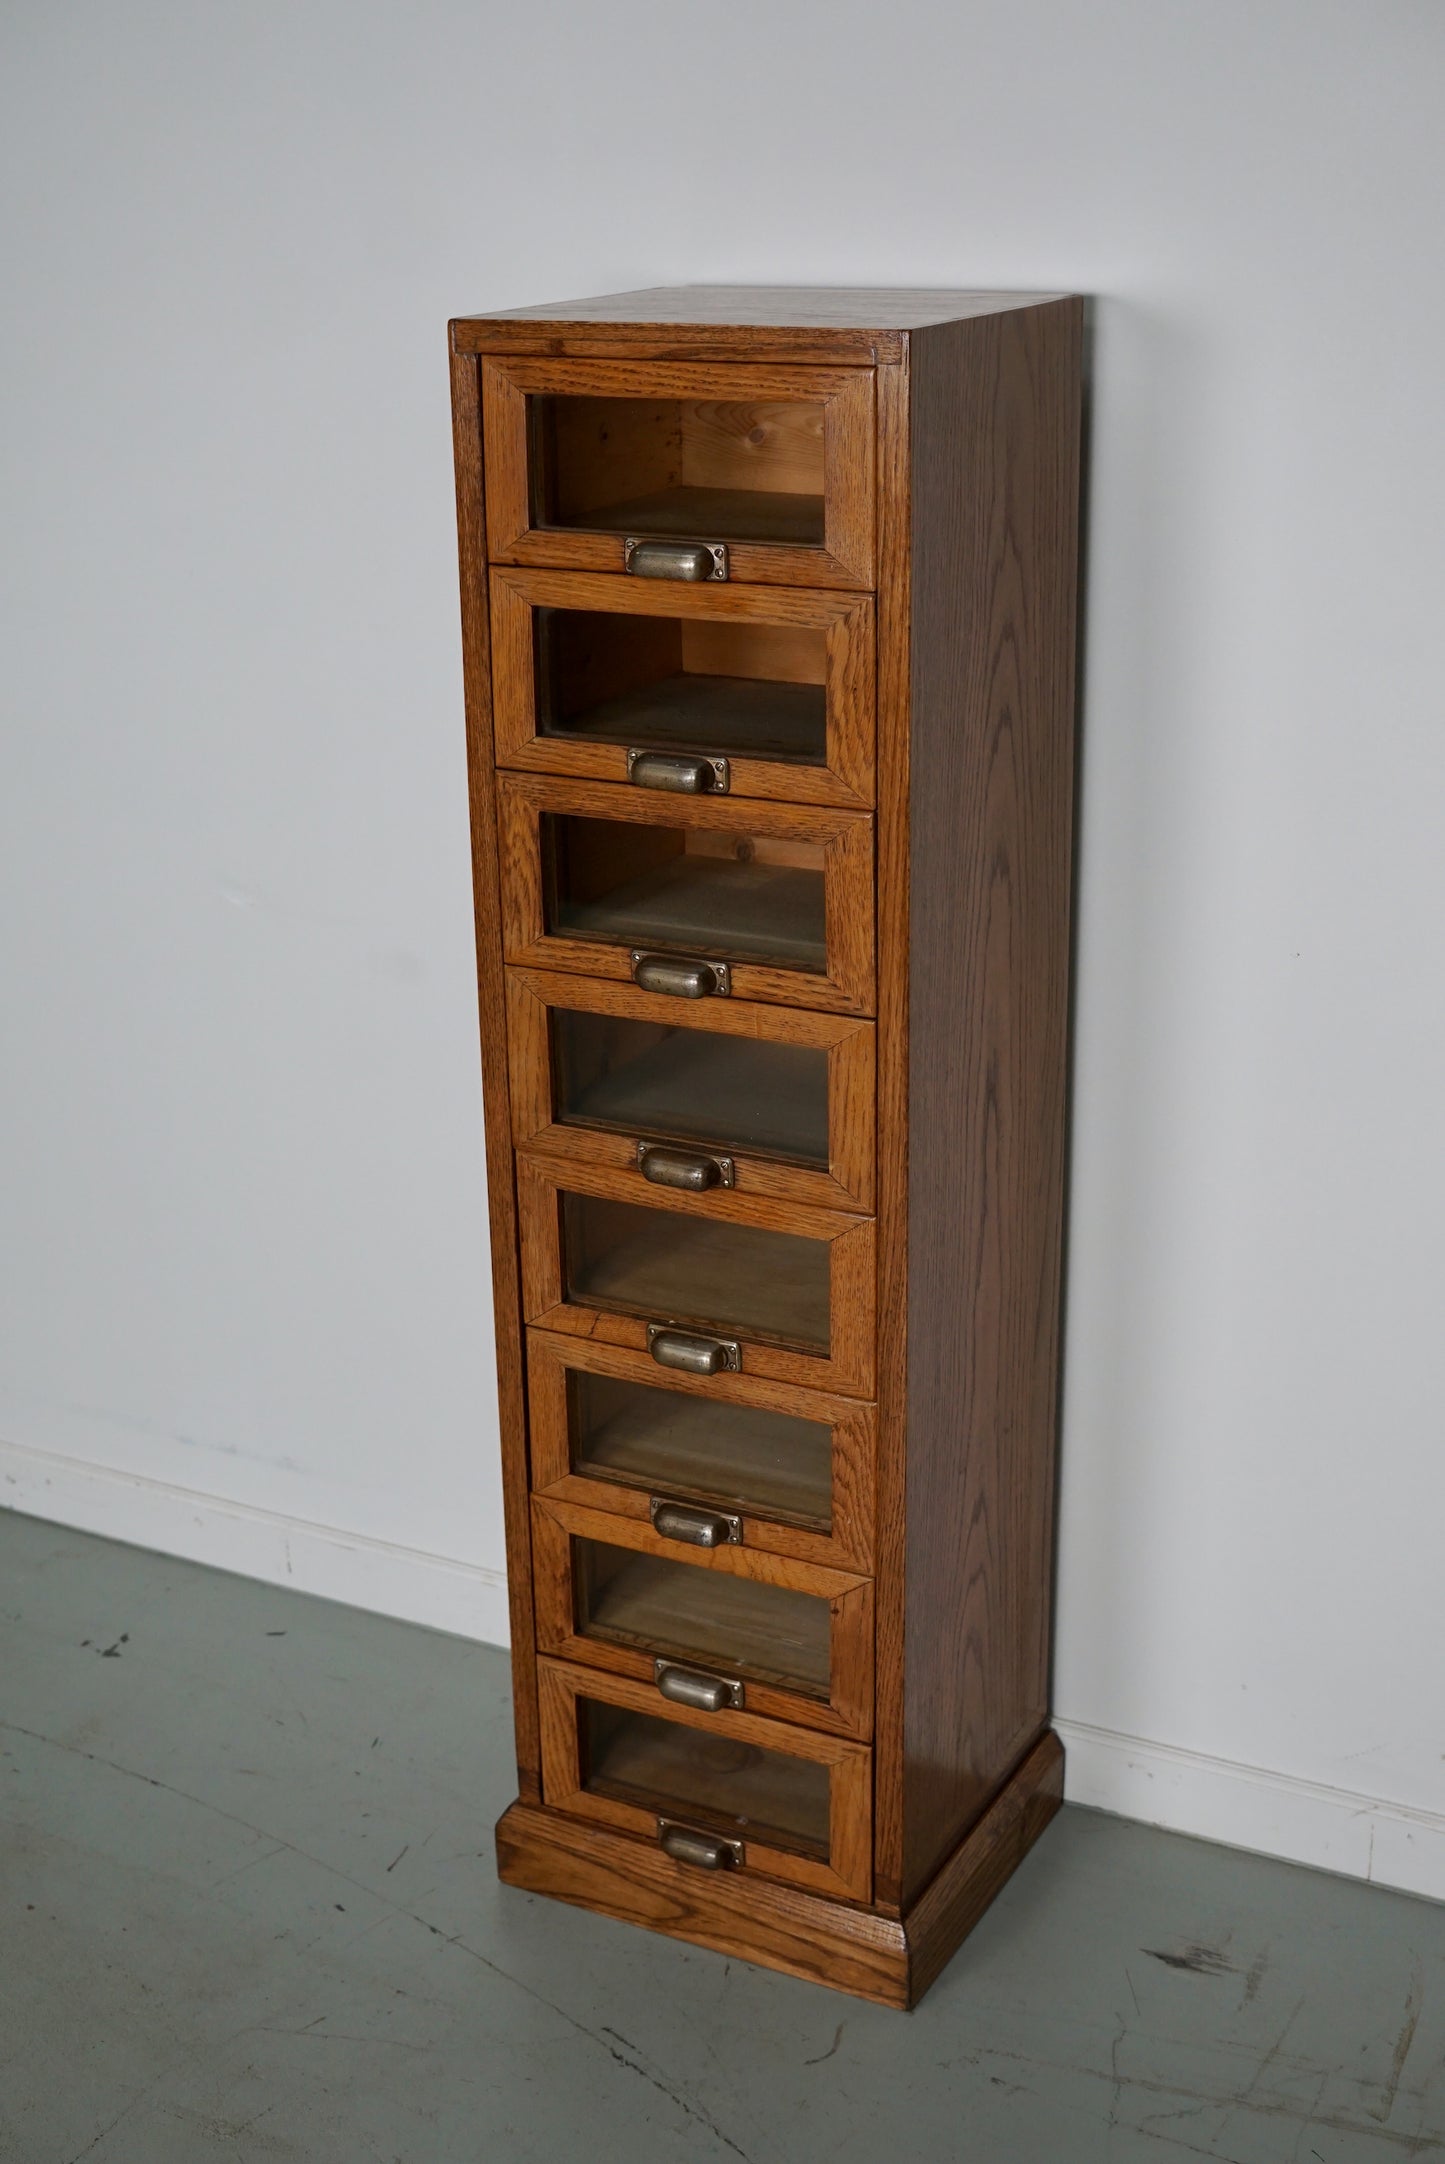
[[538, 1657, 872, 1902], [526, 1332, 874, 1574], [480, 357, 875, 589], [506, 967, 874, 1211], [517, 1155, 875, 1399], [489, 568, 873, 807], [497, 773, 874, 1017], [532, 1497, 872, 1737]]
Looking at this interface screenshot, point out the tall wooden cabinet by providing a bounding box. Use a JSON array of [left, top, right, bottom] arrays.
[[448, 287, 1083, 2008]]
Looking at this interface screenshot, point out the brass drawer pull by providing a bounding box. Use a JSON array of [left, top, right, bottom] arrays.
[[647, 1325, 741, 1376], [624, 537, 728, 583], [627, 749, 730, 795], [638, 1142, 735, 1192], [650, 1496, 742, 1547], [658, 1818, 742, 1871], [655, 1659, 744, 1713], [631, 951, 730, 999]]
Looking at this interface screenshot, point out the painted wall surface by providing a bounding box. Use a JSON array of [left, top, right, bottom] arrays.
[[2, 1, 1442, 1895]]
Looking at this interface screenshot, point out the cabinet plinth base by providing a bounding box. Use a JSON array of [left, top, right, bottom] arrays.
[[495, 1729, 1063, 2010]]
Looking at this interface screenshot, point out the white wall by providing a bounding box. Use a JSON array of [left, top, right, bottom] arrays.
[[3, 1, 1442, 1899]]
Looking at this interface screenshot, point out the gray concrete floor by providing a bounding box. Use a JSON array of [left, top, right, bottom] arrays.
[[2, 1512, 1442, 2164]]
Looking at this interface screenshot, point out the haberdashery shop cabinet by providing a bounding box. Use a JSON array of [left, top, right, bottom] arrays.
[[449, 285, 1082, 2007]]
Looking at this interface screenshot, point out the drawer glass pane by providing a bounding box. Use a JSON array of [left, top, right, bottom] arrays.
[[574, 1537, 831, 1699], [568, 1369, 833, 1531], [552, 1007, 829, 1166], [535, 608, 827, 768], [581, 1698, 830, 1859], [542, 812, 826, 975], [530, 395, 826, 549], [562, 1193, 831, 1353]]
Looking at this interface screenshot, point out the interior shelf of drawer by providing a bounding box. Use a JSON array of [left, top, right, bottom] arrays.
[[563, 1193, 832, 1353], [575, 1376, 834, 1530], [532, 392, 827, 550], [551, 666, 826, 767], [582, 1697, 832, 1861], [576, 1538, 832, 1699], [556, 1013, 830, 1167], [551, 838, 827, 975], [552, 485, 825, 550]]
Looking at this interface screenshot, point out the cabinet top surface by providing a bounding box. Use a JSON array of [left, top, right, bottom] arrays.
[[458, 285, 1068, 329], [451, 286, 1076, 358]]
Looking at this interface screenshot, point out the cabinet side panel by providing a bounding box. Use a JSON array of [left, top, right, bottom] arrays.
[[901, 302, 1082, 1902], [449, 347, 541, 1798]]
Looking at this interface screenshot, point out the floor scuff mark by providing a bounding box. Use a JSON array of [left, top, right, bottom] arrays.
[[803, 2021, 845, 2066], [1144, 1943, 1239, 1979], [1370, 1968, 1423, 2127]]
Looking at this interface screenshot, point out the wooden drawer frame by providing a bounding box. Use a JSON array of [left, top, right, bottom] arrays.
[[517, 1153, 876, 1399], [538, 1656, 873, 1903], [480, 356, 876, 589], [532, 1495, 873, 1739], [496, 771, 876, 1018], [488, 566, 874, 808], [506, 965, 875, 1212], [526, 1330, 875, 1574]]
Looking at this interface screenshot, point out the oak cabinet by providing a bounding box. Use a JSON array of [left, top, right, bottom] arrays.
[[450, 285, 1082, 2007]]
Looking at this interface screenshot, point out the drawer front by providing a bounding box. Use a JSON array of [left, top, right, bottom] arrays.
[[481, 357, 875, 590], [497, 772, 875, 1018], [506, 967, 874, 1212], [517, 1154, 876, 1400], [490, 567, 873, 809], [532, 1496, 872, 1738], [526, 1330, 874, 1574], [538, 1656, 872, 1902]]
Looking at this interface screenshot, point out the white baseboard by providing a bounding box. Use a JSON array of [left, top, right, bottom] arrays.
[[0, 1436, 510, 1646], [4, 1436, 1441, 1906], [1057, 1716, 1445, 1905]]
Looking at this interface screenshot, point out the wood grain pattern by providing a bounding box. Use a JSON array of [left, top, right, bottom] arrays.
[[898, 300, 1082, 1904], [495, 771, 876, 1017], [478, 357, 530, 564], [453, 287, 1074, 367], [525, 1327, 876, 1573], [468, 286, 1072, 328], [824, 366, 877, 605], [488, 564, 874, 807], [677, 616, 822, 687], [464, 328, 899, 367], [904, 1730, 1063, 2003], [480, 356, 874, 587], [680, 397, 824, 498], [530, 1494, 873, 1737], [869, 351, 913, 1913], [535, 1656, 872, 1902], [544, 393, 685, 520], [499, 1799, 907, 1997], [504, 965, 875, 1211], [496, 1723, 1063, 2007], [515, 1152, 877, 1399], [448, 349, 542, 1801]]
